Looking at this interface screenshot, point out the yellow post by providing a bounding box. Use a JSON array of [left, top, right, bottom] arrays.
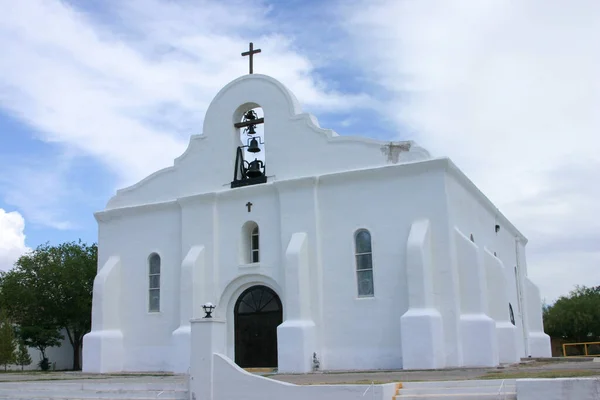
[[562, 343, 567, 357], [585, 343, 588, 356]]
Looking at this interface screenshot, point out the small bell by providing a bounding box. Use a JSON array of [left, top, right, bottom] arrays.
[[246, 159, 264, 178], [243, 110, 257, 121], [245, 125, 256, 135], [247, 137, 261, 153]]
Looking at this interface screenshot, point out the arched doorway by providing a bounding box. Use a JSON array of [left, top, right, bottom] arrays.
[[234, 285, 282, 368]]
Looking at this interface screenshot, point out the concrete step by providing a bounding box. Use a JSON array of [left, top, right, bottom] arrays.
[[396, 394, 516, 400], [0, 379, 188, 400], [0, 389, 186, 399], [395, 380, 517, 400], [0, 397, 186, 400], [398, 385, 515, 395], [0, 382, 187, 392], [399, 379, 517, 388]]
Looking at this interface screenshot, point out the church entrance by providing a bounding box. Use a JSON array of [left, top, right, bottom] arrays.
[[234, 285, 282, 368]]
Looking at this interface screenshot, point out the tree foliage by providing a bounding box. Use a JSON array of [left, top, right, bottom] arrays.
[[543, 285, 600, 342], [0, 240, 97, 370], [0, 310, 16, 371], [15, 341, 32, 371]]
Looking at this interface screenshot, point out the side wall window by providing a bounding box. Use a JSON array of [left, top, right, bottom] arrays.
[[149, 253, 161, 312], [355, 229, 374, 297]]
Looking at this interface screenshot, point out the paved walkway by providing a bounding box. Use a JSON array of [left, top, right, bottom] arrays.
[[0, 358, 597, 385], [270, 359, 600, 385], [0, 372, 186, 383]]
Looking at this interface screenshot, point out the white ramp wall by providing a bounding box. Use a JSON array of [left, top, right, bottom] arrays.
[[212, 354, 396, 400], [517, 378, 600, 400]]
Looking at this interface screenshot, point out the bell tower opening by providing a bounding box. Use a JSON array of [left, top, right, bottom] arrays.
[[231, 106, 267, 188]]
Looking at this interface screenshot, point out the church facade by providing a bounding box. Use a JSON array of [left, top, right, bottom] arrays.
[[82, 73, 551, 374]]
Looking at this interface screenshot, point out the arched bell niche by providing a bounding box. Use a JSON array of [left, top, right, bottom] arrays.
[[231, 103, 268, 188], [234, 104, 265, 162]]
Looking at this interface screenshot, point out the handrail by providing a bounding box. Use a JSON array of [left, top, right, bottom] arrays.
[[562, 341, 600, 357]]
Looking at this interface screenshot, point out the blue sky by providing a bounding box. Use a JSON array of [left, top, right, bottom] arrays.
[[0, 0, 599, 303]]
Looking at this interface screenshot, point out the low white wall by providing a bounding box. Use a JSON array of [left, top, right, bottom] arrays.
[[5, 328, 73, 371], [517, 378, 600, 400], [211, 353, 397, 400]]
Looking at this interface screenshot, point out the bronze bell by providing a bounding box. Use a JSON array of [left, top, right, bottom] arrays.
[[245, 125, 256, 135], [244, 110, 257, 121], [246, 159, 264, 178], [247, 137, 261, 153]]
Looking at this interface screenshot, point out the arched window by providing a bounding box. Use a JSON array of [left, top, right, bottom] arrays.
[[148, 253, 161, 312], [355, 229, 374, 297], [251, 226, 260, 263], [240, 221, 259, 264]]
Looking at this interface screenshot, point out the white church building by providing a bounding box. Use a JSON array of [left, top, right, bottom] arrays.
[[82, 67, 551, 374]]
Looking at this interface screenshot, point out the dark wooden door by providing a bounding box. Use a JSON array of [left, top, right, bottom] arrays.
[[234, 285, 282, 368]]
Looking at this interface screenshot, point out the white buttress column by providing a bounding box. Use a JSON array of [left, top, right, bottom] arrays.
[[82, 256, 124, 373], [171, 245, 206, 373], [277, 232, 316, 373], [455, 229, 498, 367], [484, 249, 519, 364], [400, 219, 446, 370], [524, 278, 551, 357]]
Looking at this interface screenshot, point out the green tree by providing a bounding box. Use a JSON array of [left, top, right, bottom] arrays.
[[0, 310, 16, 371], [543, 285, 600, 343], [15, 341, 32, 371], [0, 240, 97, 370]]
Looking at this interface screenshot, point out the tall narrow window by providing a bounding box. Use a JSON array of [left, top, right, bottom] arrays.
[[355, 229, 374, 297], [251, 226, 260, 263], [149, 253, 161, 312]]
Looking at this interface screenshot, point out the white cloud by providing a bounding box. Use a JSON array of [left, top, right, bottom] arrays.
[[0, 0, 369, 187], [0, 209, 29, 271], [0, 0, 372, 229], [0, 152, 78, 230], [341, 0, 600, 301]]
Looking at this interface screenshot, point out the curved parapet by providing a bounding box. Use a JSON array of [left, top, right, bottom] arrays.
[[103, 74, 431, 211]]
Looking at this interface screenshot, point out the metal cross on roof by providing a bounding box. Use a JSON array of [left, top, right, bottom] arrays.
[[241, 42, 261, 74]]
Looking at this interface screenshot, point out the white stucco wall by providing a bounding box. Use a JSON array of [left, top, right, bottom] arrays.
[[318, 164, 449, 370], [211, 353, 396, 400], [91, 205, 182, 372], [445, 168, 536, 360], [83, 73, 550, 373]]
